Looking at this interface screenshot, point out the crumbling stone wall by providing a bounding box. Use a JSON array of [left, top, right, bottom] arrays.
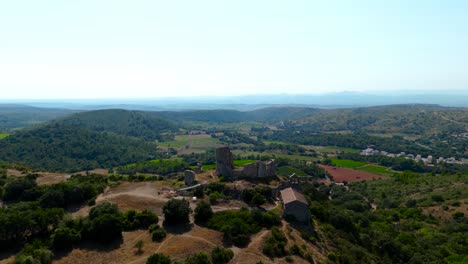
[[216, 146, 276, 179]]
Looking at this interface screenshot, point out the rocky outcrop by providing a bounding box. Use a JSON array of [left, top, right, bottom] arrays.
[[216, 147, 234, 177]]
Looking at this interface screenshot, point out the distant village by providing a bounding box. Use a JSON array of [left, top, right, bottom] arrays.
[[360, 147, 467, 165]]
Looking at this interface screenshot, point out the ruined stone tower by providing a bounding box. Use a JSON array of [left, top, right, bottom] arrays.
[[216, 146, 234, 177]]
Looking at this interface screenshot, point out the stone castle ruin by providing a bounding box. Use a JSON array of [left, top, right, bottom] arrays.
[[216, 147, 234, 178], [215, 146, 276, 179]]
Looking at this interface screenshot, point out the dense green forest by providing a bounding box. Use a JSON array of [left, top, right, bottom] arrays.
[[305, 172, 468, 263], [288, 105, 467, 136], [155, 106, 318, 124], [56, 109, 178, 141], [0, 123, 161, 172]]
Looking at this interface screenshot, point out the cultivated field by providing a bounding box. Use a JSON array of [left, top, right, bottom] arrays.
[[159, 133, 224, 155], [319, 165, 386, 183]]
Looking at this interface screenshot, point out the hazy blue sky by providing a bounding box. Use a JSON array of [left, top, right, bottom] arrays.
[[1, 1, 467, 99]]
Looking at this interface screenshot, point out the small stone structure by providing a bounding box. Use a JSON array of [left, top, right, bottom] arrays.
[[280, 187, 310, 223], [216, 147, 234, 178], [215, 146, 276, 179], [184, 170, 196, 186], [196, 163, 203, 173]]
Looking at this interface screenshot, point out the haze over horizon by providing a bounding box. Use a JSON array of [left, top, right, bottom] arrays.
[[1, 1, 467, 99]]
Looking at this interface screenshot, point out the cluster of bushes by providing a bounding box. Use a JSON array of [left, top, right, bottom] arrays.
[[0, 174, 109, 251], [1, 174, 106, 208], [305, 172, 468, 263], [163, 198, 192, 225], [194, 201, 214, 225], [0, 202, 64, 249], [149, 224, 167, 241], [241, 185, 272, 206], [263, 227, 287, 258], [207, 208, 281, 246], [204, 182, 231, 204], [123, 209, 159, 230], [107, 173, 164, 182], [51, 203, 159, 248], [146, 247, 233, 264], [117, 159, 188, 176], [181, 151, 216, 167]]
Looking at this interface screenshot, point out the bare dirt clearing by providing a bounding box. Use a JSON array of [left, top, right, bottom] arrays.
[[54, 226, 223, 264], [6, 168, 108, 185]]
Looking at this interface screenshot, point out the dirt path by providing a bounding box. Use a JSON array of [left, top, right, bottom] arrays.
[[230, 230, 273, 264]]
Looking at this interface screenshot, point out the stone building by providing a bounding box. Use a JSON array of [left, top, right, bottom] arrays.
[[280, 187, 310, 223]]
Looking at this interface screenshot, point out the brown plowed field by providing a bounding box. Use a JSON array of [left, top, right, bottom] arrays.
[[319, 165, 385, 183]]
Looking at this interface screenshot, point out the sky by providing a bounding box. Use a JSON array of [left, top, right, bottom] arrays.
[[0, 0, 467, 99]]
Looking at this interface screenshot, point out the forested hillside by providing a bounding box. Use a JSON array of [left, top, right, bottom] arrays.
[[0, 123, 161, 172], [56, 109, 178, 141], [289, 104, 467, 135], [155, 107, 318, 124]]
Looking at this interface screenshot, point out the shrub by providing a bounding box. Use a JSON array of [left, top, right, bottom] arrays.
[[134, 240, 144, 255], [151, 228, 167, 242], [194, 201, 213, 225], [452, 211, 464, 221], [263, 227, 288, 258], [90, 213, 123, 243], [14, 241, 54, 264], [211, 247, 234, 264], [185, 252, 211, 264], [163, 199, 191, 225], [431, 195, 444, 203], [89, 202, 120, 220], [124, 209, 158, 230], [149, 224, 167, 242], [146, 253, 171, 264], [208, 208, 281, 247], [51, 227, 81, 250]]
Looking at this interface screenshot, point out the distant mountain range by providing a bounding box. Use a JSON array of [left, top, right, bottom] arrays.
[[2, 92, 468, 111]]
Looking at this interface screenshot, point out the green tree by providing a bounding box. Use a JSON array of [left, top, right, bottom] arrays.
[[194, 201, 213, 225], [146, 253, 171, 264], [163, 199, 191, 225], [211, 247, 234, 264], [185, 252, 211, 264], [51, 227, 81, 250], [89, 202, 120, 220]]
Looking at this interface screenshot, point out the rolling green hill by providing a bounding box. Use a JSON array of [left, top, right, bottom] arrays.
[[0, 104, 78, 130], [0, 123, 161, 172], [155, 107, 318, 124], [56, 109, 178, 141], [289, 104, 467, 136]]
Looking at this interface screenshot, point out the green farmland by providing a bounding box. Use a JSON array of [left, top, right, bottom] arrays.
[[330, 158, 366, 168]]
